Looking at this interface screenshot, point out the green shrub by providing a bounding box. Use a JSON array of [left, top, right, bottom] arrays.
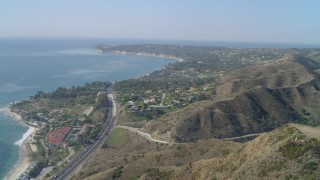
[[112, 166, 124, 178], [174, 146, 188, 158], [303, 162, 318, 171], [222, 149, 230, 156], [282, 143, 304, 159], [155, 154, 162, 162]]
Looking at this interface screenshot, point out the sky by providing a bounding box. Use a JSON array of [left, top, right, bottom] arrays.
[[0, 0, 320, 44]]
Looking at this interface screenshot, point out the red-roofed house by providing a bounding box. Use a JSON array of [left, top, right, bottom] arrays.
[[47, 127, 72, 147]]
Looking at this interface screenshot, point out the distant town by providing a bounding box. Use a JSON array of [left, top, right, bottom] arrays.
[[10, 82, 112, 178]]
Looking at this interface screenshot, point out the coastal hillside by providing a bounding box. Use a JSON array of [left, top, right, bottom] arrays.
[[71, 127, 242, 180], [72, 124, 320, 179], [217, 55, 320, 96], [142, 56, 320, 142], [71, 128, 242, 179], [171, 124, 320, 179], [101, 45, 313, 131]]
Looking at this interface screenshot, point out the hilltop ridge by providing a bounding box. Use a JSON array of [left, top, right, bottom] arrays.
[[72, 124, 320, 179], [142, 55, 320, 142], [171, 124, 320, 179], [217, 55, 320, 96]]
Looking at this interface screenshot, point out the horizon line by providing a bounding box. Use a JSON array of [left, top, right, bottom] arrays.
[[1, 36, 320, 46]]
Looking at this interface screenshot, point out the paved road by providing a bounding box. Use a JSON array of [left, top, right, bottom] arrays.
[[51, 90, 119, 180]]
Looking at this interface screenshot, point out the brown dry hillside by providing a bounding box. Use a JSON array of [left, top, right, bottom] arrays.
[[73, 124, 320, 180], [217, 55, 320, 96], [142, 56, 320, 142], [71, 128, 241, 180], [170, 124, 320, 180]]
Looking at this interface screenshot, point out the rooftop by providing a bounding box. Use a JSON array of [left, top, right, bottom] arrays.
[[47, 127, 72, 145]]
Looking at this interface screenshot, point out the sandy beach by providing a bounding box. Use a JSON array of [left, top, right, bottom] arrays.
[[1, 108, 36, 180]]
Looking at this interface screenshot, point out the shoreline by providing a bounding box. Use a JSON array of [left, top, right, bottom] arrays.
[[0, 51, 177, 179], [107, 50, 185, 62], [1, 108, 36, 180]]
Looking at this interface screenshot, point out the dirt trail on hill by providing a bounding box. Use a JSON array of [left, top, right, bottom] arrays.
[[221, 133, 261, 141], [292, 124, 320, 140], [116, 125, 169, 144], [83, 106, 93, 115]]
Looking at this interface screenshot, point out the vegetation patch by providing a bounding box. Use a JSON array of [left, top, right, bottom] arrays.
[[303, 161, 318, 171], [199, 148, 208, 155], [105, 128, 128, 148], [222, 149, 230, 156], [112, 166, 124, 179], [301, 108, 311, 116], [28, 159, 48, 178], [91, 109, 105, 123], [146, 168, 172, 180], [281, 142, 305, 159], [174, 146, 189, 158], [155, 154, 162, 162], [281, 137, 320, 160], [258, 161, 285, 177]]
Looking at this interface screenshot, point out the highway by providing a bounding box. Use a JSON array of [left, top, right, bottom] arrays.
[[51, 90, 118, 180]]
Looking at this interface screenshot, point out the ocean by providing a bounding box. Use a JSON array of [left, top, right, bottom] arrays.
[[0, 38, 174, 179]]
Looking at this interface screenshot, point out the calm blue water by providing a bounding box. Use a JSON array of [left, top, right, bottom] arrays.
[[0, 38, 174, 179]]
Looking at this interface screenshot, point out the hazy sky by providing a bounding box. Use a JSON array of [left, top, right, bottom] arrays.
[[1, 0, 320, 44]]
